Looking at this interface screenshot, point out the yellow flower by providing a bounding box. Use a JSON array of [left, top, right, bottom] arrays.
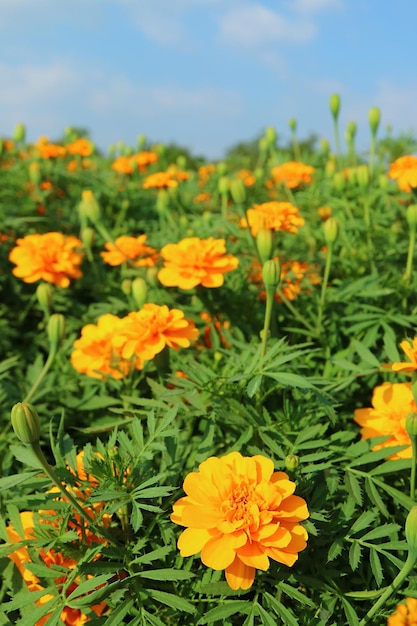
[[242, 202, 305, 237], [9, 232, 83, 287], [158, 237, 239, 289], [384, 338, 417, 373], [388, 597, 417, 625], [100, 235, 157, 267], [388, 155, 417, 192], [354, 382, 416, 459], [171, 451, 309, 590]]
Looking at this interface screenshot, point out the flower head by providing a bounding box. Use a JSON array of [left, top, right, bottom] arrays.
[[388, 155, 417, 192], [269, 161, 314, 189], [100, 234, 157, 267], [242, 202, 305, 237], [36, 136, 66, 159], [158, 237, 239, 289], [388, 597, 417, 625], [354, 382, 416, 459], [9, 232, 83, 287], [66, 138, 93, 157], [384, 338, 417, 373], [71, 313, 141, 380], [143, 171, 178, 189], [171, 451, 309, 590]]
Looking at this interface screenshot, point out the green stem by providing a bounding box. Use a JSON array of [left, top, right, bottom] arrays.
[[404, 226, 416, 282], [359, 550, 417, 625], [24, 346, 58, 403], [316, 244, 333, 337], [291, 130, 301, 162], [411, 435, 417, 501], [369, 132, 377, 178], [260, 289, 274, 361], [333, 119, 341, 165], [276, 287, 316, 335], [363, 198, 376, 273]]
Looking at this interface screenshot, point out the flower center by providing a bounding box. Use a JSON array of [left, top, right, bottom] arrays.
[[222, 482, 261, 528]]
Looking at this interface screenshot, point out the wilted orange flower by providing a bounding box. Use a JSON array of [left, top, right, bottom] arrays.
[[171, 451, 309, 590], [242, 201, 305, 237], [354, 382, 416, 460], [249, 257, 320, 302], [388, 597, 417, 625], [71, 313, 141, 380], [112, 303, 198, 362], [66, 138, 93, 157], [100, 235, 157, 267], [36, 136, 66, 159], [158, 237, 239, 289], [383, 338, 417, 373], [9, 232, 83, 287], [143, 171, 178, 189], [388, 155, 417, 192], [269, 161, 314, 189]]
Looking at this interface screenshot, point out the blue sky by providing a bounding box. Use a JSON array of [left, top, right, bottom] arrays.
[[1, 0, 416, 159]]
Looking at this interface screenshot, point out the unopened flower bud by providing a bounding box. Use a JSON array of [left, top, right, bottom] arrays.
[[346, 121, 357, 141], [379, 174, 389, 190], [320, 139, 330, 155], [176, 155, 186, 170], [407, 205, 417, 229], [36, 282, 53, 314], [265, 126, 277, 145], [262, 259, 281, 290], [288, 118, 297, 132], [47, 313, 66, 348], [146, 266, 158, 286], [323, 217, 338, 245], [333, 172, 345, 191], [78, 190, 101, 224], [406, 412, 417, 437], [369, 106, 381, 135], [121, 279, 131, 296], [357, 164, 369, 189], [156, 189, 170, 215], [12, 122, 26, 144], [217, 162, 227, 176], [256, 229, 274, 264], [11, 402, 41, 444], [81, 226, 95, 250], [131, 277, 148, 309], [285, 454, 300, 472], [405, 506, 417, 553], [230, 178, 246, 204], [218, 176, 229, 195], [329, 94, 341, 120], [29, 161, 41, 186], [137, 134, 146, 150]]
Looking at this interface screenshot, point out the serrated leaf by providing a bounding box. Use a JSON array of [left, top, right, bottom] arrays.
[[360, 523, 400, 542], [0, 472, 37, 492], [197, 601, 251, 624], [256, 602, 278, 626], [349, 510, 377, 535], [246, 374, 263, 398], [327, 539, 343, 563], [136, 568, 194, 581], [277, 581, 315, 607], [349, 541, 362, 571], [102, 598, 134, 625], [344, 472, 363, 506], [340, 595, 360, 626], [146, 589, 195, 614], [364, 476, 389, 517], [351, 338, 380, 368], [264, 593, 298, 626], [370, 548, 383, 587]]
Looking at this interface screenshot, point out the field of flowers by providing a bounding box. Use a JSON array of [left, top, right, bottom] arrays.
[[2, 95, 417, 625]]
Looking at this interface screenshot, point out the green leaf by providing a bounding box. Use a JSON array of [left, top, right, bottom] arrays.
[[0, 472, 37, 492], [246, 374, 263, 398], [146, 589, 195, 614], [197, 601, 251, 624], [264, 593, 298, 626], [364, 476, 389, 517], [360, 523, 400, 542], [277, 581, 315, 607], [263, 372, 315, 390], [340, 595, 360, 626], [327, 539, 343, 562], [102, 598, 134, 625], [351, 338, 381, 368], [349, 541, 362, 571], [136, 568, 195, 581], [256, 602, 278, 626], [66, 573, 114, 603], [344, 472, 363, 506], [349, 510, 377, 535], [370, 548, 383, 587]]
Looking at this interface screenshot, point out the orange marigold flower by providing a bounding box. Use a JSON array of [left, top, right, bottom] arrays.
[[388, 155, 417, 192], [112, 155, 134, 175], [200, 311, 231, 348], [317, 206, 332, 220], [134, 150, 158, 172], [236, 168, 256, 187], [112, 303, 198, 362], [9, 232, 83, 287], [143, 171, 178, 189], [242, 201, 305, 237], [66, 138, 94, 157], [269, 161, 314, 189], [193, 191, 212, 204], [171, 451, 309, 590], [36, 136, 66, 159], [354, 382, 416, 460], [388, 597, 417, 625], [158, 237, 239, 289], [100, 235, 157, 267], [383, 338, 417, 373], [71, 313, 141, 380], [198, 163, 216, 186]]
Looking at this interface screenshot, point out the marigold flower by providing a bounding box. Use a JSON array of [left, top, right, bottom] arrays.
[[66, 137, 94, 157], [269, 161, 314, 189], [354, 382, 416, 460], [158, 237, 239, 289], [317, 206, 332, 220], [388, 155, 417, 192], [200, 311, 231, 349], [384, 338, 417, 373], [9, 232, 83, 288], [143, 171, 178, 189], [388, 597, 417, 625], [100, 235, 157, 267], [112, 151, 158, 175], [242, 202, 305, 237], [198, 163, 216, 186], [171, 451, 309, 590], [249, 258, 320, 302], [112, 303, 198, 362], [36, 136, 66, 159], [236, 168, 256, 187], [71, 313, 141, 380], [193, 192, 212, 204]]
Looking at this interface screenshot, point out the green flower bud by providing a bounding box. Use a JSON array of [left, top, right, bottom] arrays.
[[254, 167, 264, 180], [131, 278, 147, 310], [47, 313, 66, 348], [285, 454, 300, 471], [346, 121, 357, 141], [176, 155, 187, 170], [217, 161, 227, 176], [121, 278, 132, 296], [329, 94, 341, 120], [146, 266, 158, 286], [36, 282, 53, 313], [137, 134, 147, 150], [333, 172, 345, 191], [28, 161, 41, 186], [230, 178, 246, 204], [405, 506, 417, 552], [288, 118, 297, 132], [218, 176, 229, 195], [406, 412, 417, 437], [323, 217, 338, 245], [81, 226, 95, 250], [78, 190, 101, 224], [256, 229, 274, 264], [265, 126, 277, 145], [12, 122, 26, 144], [320, 139, 330, 154], [357, 164, 369, 189], [262, 259, 281, 290], [156, 189, 170, 215], [369, 106, 381, 135], [407, 205, 417, 229], [379, 174, 389, 190], [11, 402, 41, 444], [258, 137, 268, 153]]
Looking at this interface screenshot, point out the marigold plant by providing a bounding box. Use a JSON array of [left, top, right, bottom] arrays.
[[100, 234, 158, 267], [249, 257, 320, 301], [354, 382, 416, 459], [9, 232, 83, 287], [242, 201, 305, 237], [158, 237, 239, 289], [388, 597, 417, 625], [269, 160, 314, 189], [388, 155, 417, 192]]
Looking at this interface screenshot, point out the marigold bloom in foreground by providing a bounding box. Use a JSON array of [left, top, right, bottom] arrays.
[[388, 597, 417, 625], [100, 234, 158, 267], [112, 303, 199, 362], [388, 155, 417, 192], [269, 161, 314, 189], [71, 313, 141, 380], [158, 237, 239, 289], [171, 451, 309, 590], [383, 338, 417, 373], [9, 232, 83, 287], [242, 202, 305, 237], [354, 382, 416, 460]]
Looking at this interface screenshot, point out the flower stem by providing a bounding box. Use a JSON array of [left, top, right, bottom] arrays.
[[316, 243, 333, 337], [411, 435, 417, 501], [260, 289, 274, 362], [404, 225, 416, 282], [24, 346, 58, 403]]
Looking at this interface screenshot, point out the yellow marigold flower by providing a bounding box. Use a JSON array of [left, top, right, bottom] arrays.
[[249, 258, 320, 302], [171, 451, 309, 590], [9, 232, 83, 288], [384, 338, 417, 373], [269, 161, 314, 189], [317, 206, 332, 221], [112, 303, 199, 362], [143, 171, 178, 189], [71, 313, 141, 380], [388, 597, 417, 625], [100, 235, 157, 267], [354, 382, 416, 460], [388, 155, 417, 192], [242, 201, 305, 237], [158, 237, 239, 289]]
